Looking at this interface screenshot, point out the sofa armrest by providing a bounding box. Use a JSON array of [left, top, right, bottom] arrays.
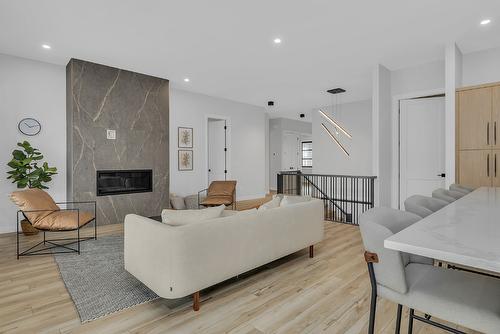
[[124, 214, 174, 297]]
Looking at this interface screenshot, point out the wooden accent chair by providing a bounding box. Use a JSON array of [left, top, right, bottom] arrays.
[[10, 188, 97, 259], [198, 180, 237, 210]]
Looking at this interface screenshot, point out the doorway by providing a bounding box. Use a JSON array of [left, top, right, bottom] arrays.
[[282, 132, 300, 171], [207, 117, 228, 185], [399, 96, 445, 208]]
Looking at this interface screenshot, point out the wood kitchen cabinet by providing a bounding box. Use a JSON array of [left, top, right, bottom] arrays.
[[457, 82, 500, 187]]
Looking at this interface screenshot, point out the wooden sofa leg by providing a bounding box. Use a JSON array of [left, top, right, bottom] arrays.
[[309, 245, 314, 258], [193, 291, 200, 311]]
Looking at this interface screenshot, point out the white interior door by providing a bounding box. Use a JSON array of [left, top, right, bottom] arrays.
[[282, 132, 300, 171], [400, 96, 445, 208], [208, 119, 226, 184]]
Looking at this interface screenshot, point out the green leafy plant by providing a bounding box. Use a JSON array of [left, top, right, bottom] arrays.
[[6, 141, 57, 189]]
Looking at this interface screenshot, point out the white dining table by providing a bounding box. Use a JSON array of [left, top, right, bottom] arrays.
[[385, 187, 500, 274]]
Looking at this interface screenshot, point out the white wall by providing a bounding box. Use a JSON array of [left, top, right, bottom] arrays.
[[313, 99, 372, 176], [0, 54, 66, 233], [391, 60, 445, 96], [169, 88, 268, 200], [445, 43, 462, 188], [462, 47, 500, 87]]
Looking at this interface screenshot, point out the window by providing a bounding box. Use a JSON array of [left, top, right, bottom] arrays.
[[302, 141, 312, 168]]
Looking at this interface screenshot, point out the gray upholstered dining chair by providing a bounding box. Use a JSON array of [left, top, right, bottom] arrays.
[[449, 183, 474, 195], [404, 195, 448, 218], [431, 188, 463, 203], [359, 207, 500, 334]]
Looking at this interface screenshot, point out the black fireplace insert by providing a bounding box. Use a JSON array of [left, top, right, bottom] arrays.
[[96, 169, 153, 196]]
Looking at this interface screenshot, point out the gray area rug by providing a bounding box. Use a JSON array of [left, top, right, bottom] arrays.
[[53, 235, 188, 323]]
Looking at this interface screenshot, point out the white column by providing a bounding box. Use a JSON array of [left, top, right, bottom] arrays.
[[372, 64, 392, 207], [445, 43, 463, 187]]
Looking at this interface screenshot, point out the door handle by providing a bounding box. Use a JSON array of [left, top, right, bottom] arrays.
[[437, 173, 446, 178], [487, 154, 490, 177], [487, 123, 490, 145]]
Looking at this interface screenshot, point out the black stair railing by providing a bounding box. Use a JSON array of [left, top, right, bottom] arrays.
[[277, 171, 376, 225]]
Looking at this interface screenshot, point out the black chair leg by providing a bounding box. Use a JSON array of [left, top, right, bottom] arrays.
[[408, 308, 414, 334], [368, 290, 377, 334], [395, 304, 402, 334]]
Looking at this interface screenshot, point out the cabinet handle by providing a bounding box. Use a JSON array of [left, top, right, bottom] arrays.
[[487, 123, 490, 145], [487, 154, 490, 177], [495, 122, 497, 145]]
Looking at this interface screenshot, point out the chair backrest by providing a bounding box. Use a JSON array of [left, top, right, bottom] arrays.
[[359, 207, 421, 294], [10, 188, 60, 224], [207, 180, 237, 197], [404, 195, 448, 218], [449, 183, 473, 194], [432, 188, 462, 203]]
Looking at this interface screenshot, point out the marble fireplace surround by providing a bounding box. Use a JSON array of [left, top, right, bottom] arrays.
[[66, 58, 169, 225]]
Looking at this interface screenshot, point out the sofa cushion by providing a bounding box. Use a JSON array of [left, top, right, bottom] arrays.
[[258, 196, 281, 211], [236, 208, 258, 216], [170, 195, 186, 210], [10, 189, 60, 224], [161, 205, 225, 226], [280, 195, 311, 207]]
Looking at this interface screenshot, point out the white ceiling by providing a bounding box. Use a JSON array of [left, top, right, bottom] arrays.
[[1, 0, 499, 118]]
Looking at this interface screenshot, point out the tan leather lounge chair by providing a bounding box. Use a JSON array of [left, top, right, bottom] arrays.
[[10, 188, 97, 258], [198, 180, 237, 210]]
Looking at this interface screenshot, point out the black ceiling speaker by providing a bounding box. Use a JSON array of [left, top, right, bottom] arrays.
[[327, 88, 346, 94], [267, 101, 274, 106], [299, 113, 305, 118]]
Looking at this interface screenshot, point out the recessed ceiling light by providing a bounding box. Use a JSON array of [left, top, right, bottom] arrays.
[[480, 19, 491, 25], [41, 44, 51, 49], [184, 78, 190, 82], [273, 38, 282, 44]]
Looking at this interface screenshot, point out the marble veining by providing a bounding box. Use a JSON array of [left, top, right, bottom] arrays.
[[385, 187, 500, 273], [67, 59, 169, 225]]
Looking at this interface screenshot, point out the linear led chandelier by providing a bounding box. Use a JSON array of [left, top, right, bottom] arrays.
[[318, 88, 352, 157]]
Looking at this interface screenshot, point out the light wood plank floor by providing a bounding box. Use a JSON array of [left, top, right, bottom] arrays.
[[0, 198, 477, 334]]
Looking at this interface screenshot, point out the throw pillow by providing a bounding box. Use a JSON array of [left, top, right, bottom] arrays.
[[170, 195, 186, 210], [258, 196, 281, 211], [280, 195, 311, 207], [161, 205, 225, 226]]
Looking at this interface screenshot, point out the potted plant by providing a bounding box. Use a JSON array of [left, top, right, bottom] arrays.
[[6, 141, 58, 235]]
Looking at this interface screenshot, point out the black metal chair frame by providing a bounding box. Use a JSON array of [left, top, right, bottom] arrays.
[[365, 251, 466, 334], [197, 188, 236, 210], [16, 201, 97, 259]]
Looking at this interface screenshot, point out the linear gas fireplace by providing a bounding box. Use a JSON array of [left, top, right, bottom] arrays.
[[96, 169, 153, 196]]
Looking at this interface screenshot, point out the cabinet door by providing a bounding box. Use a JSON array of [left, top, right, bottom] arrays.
[[458, 88, 492, 150], [492, 86, 500, 149], [458, 150, 492, 188], [492, 150, 500, 187]]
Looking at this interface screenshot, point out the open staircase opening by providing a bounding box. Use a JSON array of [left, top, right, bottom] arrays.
[[277, 171, 376, 225]]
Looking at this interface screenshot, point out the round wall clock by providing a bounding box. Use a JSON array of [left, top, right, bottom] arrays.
[[18, 118, 41, 136]]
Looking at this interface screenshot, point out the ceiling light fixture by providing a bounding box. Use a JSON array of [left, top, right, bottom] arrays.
[[41, 44, 51, 49], [318, 109, 352, 139], [184, 78, 190, 82], [273, 38, 282, 44], [480, 19, 491, 25], [321, 123, 349, 157]]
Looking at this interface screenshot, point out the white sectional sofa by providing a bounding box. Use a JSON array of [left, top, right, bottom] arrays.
[[124, 197, 324, 310]]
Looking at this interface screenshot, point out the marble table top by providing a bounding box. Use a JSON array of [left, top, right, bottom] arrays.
[[385, 187, 500, 273]]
